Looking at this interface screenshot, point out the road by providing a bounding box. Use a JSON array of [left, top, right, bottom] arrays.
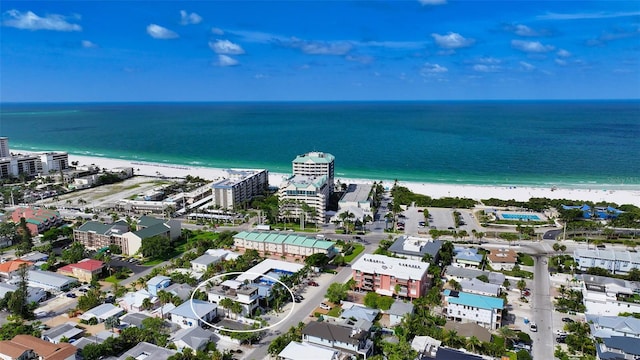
[[531, 255, 553, 360]]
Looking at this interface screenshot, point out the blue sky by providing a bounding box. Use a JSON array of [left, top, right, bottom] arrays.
[[1, 1, 639, 102]]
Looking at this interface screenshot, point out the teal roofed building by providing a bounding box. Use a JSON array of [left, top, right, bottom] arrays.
[[443, 289, 504, 330], [234, 231, 336, 259]]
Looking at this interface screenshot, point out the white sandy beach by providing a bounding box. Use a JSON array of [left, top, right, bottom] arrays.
[[69, 154, 640, 206]]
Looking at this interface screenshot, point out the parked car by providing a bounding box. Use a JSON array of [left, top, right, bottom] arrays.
[[529, 323, 537, 332], [562, 317, 575, 323], [308, 281, 319, 286], [320, 303, 331, 310], [556, 336, 566, 343], [66, 293, 77, 298]]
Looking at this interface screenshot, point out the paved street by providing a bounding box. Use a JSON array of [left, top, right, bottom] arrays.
[[531, 255, 553, 360]]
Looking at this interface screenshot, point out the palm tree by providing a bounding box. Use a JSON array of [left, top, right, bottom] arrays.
[[466, 336, 482, 353], [105, 315, 120, 333], [516, 279, 527, 294], [498, 326, 518, 349], [157, 290, 173, 318], [219, 298, 233, 318], [230, 301, 243, 319]]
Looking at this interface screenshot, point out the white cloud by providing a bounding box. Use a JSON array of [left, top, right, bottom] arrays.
[[514, 24, 537, 37], [420, 63, 448, 77], [557, 49, 571, 58], [431, 32, 474, 49], [473, 64, 499, 72], [179, 10, 202, 25], [418, 0, 447, 5], [345, 54, 374, 64], [277, 37, 352, 55], [217, 55, 238, 67], [2, 9, 81, 31], [254, 73, 268, 79], [81, 40, 97, 48], [511, 39, 554, 53], [555, 59, 567, 66], [519, 61, 536, 71], [211, 27, 224, 35], [209, 39, 245, 55], [477, 57, 501, 64], [146, 24, 178, 39]]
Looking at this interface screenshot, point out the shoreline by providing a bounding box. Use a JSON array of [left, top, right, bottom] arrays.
[[67, 154, 640, 206]]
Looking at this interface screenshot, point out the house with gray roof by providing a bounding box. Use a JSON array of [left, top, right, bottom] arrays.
[[191, 254, 220, 272], [340, 305, 379, 323], [586, 314, 640, 339], [168, 299, 217, 329], [20, 252, 49, 262], [79, 303, 124, 322], [120, 312, 151, 328], [388, 236, 443, 262], [597, 336, 640, 360], [165, 282, 193, 301], [0, 282, 46, 303], [116, 341, 177, 360], [444, 265, 505, 286], [24, 270, 77, 292], [580, 274, 640, 316], [459, 278, 501, 297], [574, 248, 640, 275], [452, 247, 483, 269], [170, 326, 215, 351], [388, 300, 415, 327], [72, 331, 118, 350], [42, 322, 84, 344], [302, 321, 373, 357]]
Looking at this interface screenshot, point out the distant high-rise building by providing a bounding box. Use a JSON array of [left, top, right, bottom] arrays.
[[292, 151, 335, 193], [0, 137, 10, 158]]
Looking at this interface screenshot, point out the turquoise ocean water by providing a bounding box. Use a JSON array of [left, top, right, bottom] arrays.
[[1, 101, 639, 188]]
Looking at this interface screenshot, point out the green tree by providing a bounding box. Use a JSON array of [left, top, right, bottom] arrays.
[[77, 289, 102, 311], [326, 283, 348, 304], [517, 279, 527, 293], [62, 242, 86, 264], [105, 315, 120, 333], [140, 235, 172, 259], [7, 264, 34, 320]]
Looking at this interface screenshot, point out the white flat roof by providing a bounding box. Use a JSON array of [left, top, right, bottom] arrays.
[[236, 259, 304, 282], [352, 254, 429, 281], [278, 341, 338, 360]]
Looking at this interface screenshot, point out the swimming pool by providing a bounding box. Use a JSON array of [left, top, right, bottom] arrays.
[[501, 213, 541, 221]]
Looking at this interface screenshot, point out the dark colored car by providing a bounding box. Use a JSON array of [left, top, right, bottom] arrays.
[[66, 293, 77, 298], [562, 317, 575, 323], [308, 281, 319, 286], [556, 337, 566, 343]]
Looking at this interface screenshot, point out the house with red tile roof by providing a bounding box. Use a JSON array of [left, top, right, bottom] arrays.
[[57, 258, 105, 282], [0, 259, 33, 278]]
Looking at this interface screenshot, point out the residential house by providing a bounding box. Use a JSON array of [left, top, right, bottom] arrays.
[[444, 321, 492, 343], [278, 341, 339, 360], [208, 280, 260, 317], [165, 283, 194, 301], [487, 248, 518, 271], [205, 248, 240, 261], [20, 252, 49, 262], [25, 270, 77, 292], [57, 259, 104, 282], [147, 275, 171, 296], [79, 303, 124, 323], [168, 299, 217, 329], [443, 289, 504, 329], [411, 336, 441, 359], [191, 254, 220, 273], [0, 282, 46, 303], [352, 254, 430, 299], [586, 314, 640, 339], [170, 326, 215, 351], [573, 249, 640, 275], [443, 265, 505, 287], [233, 231, 337, 259], [388, 300, 415, 327], [459, 279, 501, 297], [388, 236, 443, 262], [119, 289, 157, 312], [452, 247, 483, 269], [596, 336, 640, 360], [116, 341, 177, 360], [340, 304, 379, 323], [71, 331, 118, 350], [11, 207, 62, 236], [301, 321, 373, 357], [41, 322, 84, 344], [0, 259, 33, 278], [579, 274, 640, 316], [120, 312, 151, 328], [0, 335, 76, 360]]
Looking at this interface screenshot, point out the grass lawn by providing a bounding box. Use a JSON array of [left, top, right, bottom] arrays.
[[327, 307, 342, 317], [104, 275, 119, 284], [344, 244, 365, 263], [518, 253, 535, 266], [142, 258, 165, 266]]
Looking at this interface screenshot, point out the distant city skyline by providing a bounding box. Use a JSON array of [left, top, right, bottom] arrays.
[[1, 1, 639, 102]]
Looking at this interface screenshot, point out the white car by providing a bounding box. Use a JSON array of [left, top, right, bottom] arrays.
[[320, 303, 331, 310], [530, 323, 538, 332]]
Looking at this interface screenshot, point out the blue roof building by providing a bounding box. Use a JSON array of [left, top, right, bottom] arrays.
[[443, 289, 504, 330], [147, 275, 171, 296], [562, 204, 623, 220]]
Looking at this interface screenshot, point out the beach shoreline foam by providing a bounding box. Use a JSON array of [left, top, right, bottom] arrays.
[[68, 154, 640, 206]]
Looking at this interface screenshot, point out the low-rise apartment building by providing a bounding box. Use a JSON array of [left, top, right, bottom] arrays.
[[57, 259, 105, 282], [586, 314, 640, 339], [352, 254, 430, 299], [388, 236, 443, 262], [0, 334, 77, 360], [11, 207, 62, 236], [573, 248, 640, 275], [208, 279, 260, 317], [302, 321, 372, 358], [579, 274, 640, 315], [443, 289, 504, 329], [233, 231, 336, 259]]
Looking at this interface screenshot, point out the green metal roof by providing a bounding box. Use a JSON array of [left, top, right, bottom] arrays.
[[292, 152, 335, 164], [234, 231, 335, 250], [77, 221, 114, 235], [137, 215, 165, 228], [134, 223, 169, 239]]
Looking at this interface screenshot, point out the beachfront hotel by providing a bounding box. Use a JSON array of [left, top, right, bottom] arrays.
[[211, 169, 269, 210], [351, 254, 431, 299], [292, 151, 335, 193], [0, 137, 69, 178]]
